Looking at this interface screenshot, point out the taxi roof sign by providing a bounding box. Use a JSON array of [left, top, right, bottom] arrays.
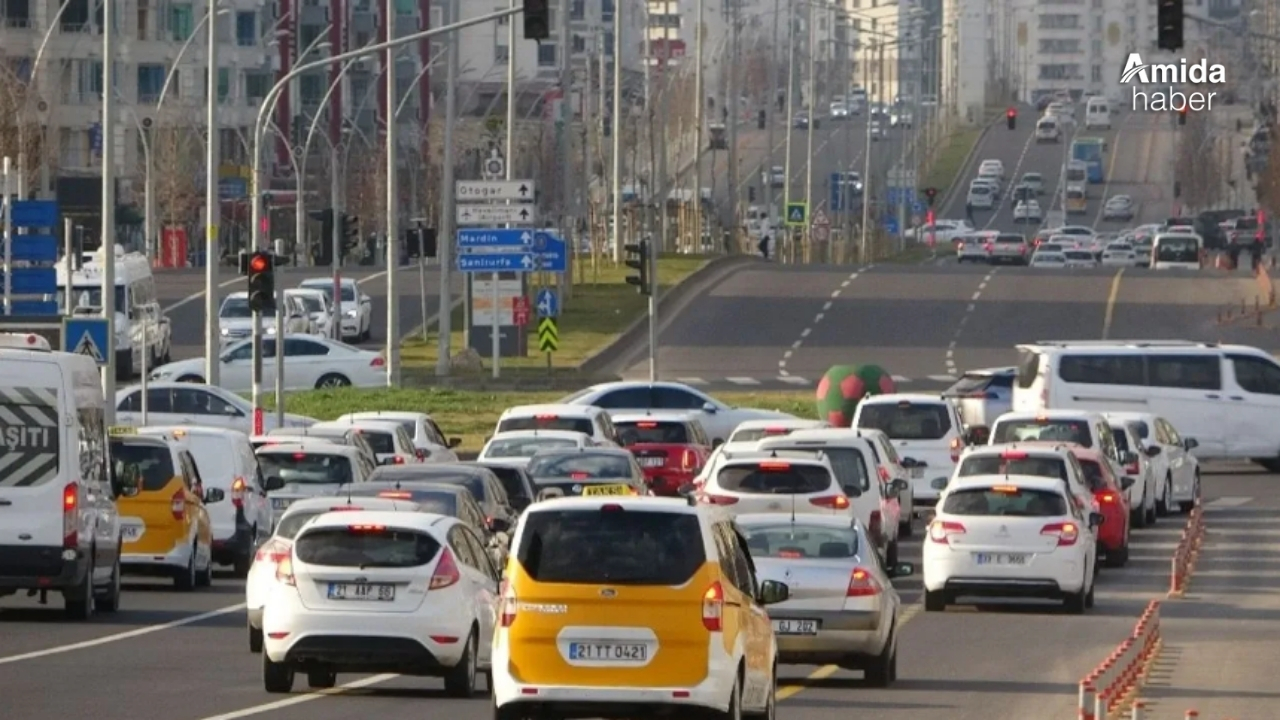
[[108, 426, 138, 436]]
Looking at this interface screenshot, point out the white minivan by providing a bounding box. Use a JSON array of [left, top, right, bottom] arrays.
[[1084, 97, 1111, 130], [1012, 341, 1280, 470], [0, 334, 133, 618]]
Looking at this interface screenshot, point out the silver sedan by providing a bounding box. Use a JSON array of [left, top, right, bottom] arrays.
[[738, 513, 915, 687]]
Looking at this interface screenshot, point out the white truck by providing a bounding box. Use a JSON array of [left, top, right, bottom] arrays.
[[56, 244, 172, 380]]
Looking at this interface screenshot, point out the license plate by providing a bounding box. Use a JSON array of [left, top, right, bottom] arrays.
[[772, 619, 820, 635], [120, 523, 144, 542], [974, 553, 1029, 566], [637, 457, 665, 467], [568, 642, 648, 662], [910, 468, 924, 479], [272, 498, 294, 510], [327, 583, 395, 601], [581, 484, 631, 496]]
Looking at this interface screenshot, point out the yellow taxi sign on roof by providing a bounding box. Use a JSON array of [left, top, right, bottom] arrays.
[[108, 426, 137, 436]]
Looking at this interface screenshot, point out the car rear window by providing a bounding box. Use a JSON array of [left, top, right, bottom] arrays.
[[516, 509, 705, 584], [946, 373, 1010, 396], [358, 431, 395, 454], [345, 486, 459, 515], [1109, 427, 1131, 453], [995, 235, 1024, 245], [526, 452, 633, 479], [729, 427, 803, 443], [716, 462, 832, 494], [295, 526, 441, 568], [276, 510, 328, 539], [182, 435, 237, 483], [484, 436, 579, 458], [617, 420, 690, 445], [1078, 460, 1108, 492], [856, 402, 952, 440], [480, 465, 532, 504], [741, 523, 859, 559], [992, 419, 1092, 447], [498, 416, 595, 436], [941, 487, 1068, 516], [763, 447, 870, 491], [259, 452, 355, 485], [957, 456, 1068, 482], [111, 442, 176, 492]]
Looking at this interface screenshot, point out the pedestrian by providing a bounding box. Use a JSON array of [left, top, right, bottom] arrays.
[[759, 235, 771, 260]]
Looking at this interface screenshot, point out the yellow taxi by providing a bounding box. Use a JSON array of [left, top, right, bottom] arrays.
[[491, 495, 790, 719], [109, 427, 217, 590]]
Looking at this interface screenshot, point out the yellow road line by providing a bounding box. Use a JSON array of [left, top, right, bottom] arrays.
[[777, 600, 922, 701], [1103, 268, 1126, 339]]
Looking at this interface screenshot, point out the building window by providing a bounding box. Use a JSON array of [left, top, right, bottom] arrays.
[[6, 56, 31, 82], [236, 11, 256, 46], [1091, 65, 1102, 82], [571, 0, 585, 20], [137, 63, 165, 103], [602, 0, 614, 22], [299, 73, 324, 104], [604, 32, 614, 55], [170, 3, 193, 40], [1038, 63, 1081, 80], [496, 7, 508, 25], [136, 0, 157, 40], [218, 67, 230, 102], [572, 34, 586, 53], [495, 43, 509, 62], [300, 23, 325, 48], [1039, 39, 1081, 53], [245, 71, 270, 103], [1091, 39, 1102, 56], [1039, 14, 1080, 29], [538, 43, 557, 67]]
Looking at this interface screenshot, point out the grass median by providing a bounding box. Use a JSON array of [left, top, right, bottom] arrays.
[[264, 387, 815, 451], [401, 255, 709, 375], [921, 126, 985, 196]]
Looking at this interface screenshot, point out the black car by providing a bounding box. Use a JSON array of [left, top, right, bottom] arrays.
[[466, 461, 535, 512], [368, 463, 518, 530]]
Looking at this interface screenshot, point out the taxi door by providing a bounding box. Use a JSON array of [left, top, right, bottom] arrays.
[[177, 451, 214, 556], [719, 523, 772, 706]]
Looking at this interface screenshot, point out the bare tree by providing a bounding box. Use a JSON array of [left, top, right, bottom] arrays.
[[1175, 110, 1227, 212], [1257, 121, 1280, 215], [151, 106, 204, 232], [0, 65, 48, 188]]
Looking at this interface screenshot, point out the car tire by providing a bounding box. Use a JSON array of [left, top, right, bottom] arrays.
[[1085, 574, 1096, 609], [864, 625, 897, 687], [196, 548, 214, 588], [898, 518, 913, 538], [249, 622, 263, 653], [444, 630, 479, 698], [94, 553, 122, 613], [1157, 477, 1173, 517], [307, 668, 337, 689], [1063, 573, 1088, 614], [885, 540, 899, 566], [1144, 494, 1158, 526], [64, 554, 95, 620], [923, 589, 947, 612], [745, 665, 776, 719], [174, 544, 197, 591], [1130, 503, 1148, 529], [233, 541, 253, 578], [262, 652, 295, 693], [719, 674, 742, 720], [315, 373, 352, 389]]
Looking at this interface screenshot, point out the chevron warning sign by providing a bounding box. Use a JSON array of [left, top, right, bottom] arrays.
[[0, 387, 60, 487], [538, 317, 559, 353]]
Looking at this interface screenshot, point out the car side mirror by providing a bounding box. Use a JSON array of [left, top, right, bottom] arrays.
[[889, 479, 910, 495], [677, 482, 697, 497], [711, 437, 724, 449], [203, 487, 226, 504], [900, 457, 919, 468], [701, 402, 718, 414], [843, 484, 863, 498], [447, 437, 462, 449], [1120, 476, 1136, 491], [380, 457, 400, 466], [262, 475, 285, 491], [487, 517, 511, 534], [756, 579, 790, 606], [1089, 511, 1105, 528], [1184, 438, 1198, 450], [1119, 451, 1138, 466], [888, 562, 915, 579], [1145, 445, 1162, 457]]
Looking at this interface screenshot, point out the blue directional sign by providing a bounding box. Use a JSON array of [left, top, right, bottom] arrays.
[[0, 268, 56, 294], [886, 187, 915, 206], [9, 200, 59, 228], [912, 200, 925, 214], [10, 235, 58, 262], [457, 252, 537, 272], [882, 216, 899, 234], [457, 228, 535, 249], [535, 288, 559, 318], [533, 231, 567, 272], [63, 317, 109, 366]]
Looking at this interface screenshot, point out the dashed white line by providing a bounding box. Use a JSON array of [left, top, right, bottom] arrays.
[[791, 340, 802, 349], [778, 270, 861, 377], [814, 313, 824, 322], [783, 350, 793, 359], [822, 301, 833, 311], [779, 376, 809, 385], [194, 674, 399, 720], [970, 291, 981, 301], [946, 269, 997, 376], [800, 328, 811, 338], [891, 375, 912, 382], [727, 376, 761, 385], [928, 374, 959, 382], [676, 377, 707, 385]]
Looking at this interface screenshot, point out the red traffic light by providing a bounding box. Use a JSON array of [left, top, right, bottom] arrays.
[[248, 254, 269, 273], [1006, 108, 1017, 118]]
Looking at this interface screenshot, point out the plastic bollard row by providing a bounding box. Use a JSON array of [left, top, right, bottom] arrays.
[[1077, 600, 1162, 720], [1168, 500, 1207, 598]]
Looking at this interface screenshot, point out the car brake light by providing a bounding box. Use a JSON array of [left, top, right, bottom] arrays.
[[255, 539, 291, 564], [499, 581, 518, 627], [702, 582, 724, 631], [415, 448, 428, 461], [877, 465, 890, 482], [534, 414, 558, 420], [348, 524, 386, 532], [1000, 451, 1028, 460], [991, 485, 1019, 493], [1125, 462, 1139, 474], [928, 520, 965, 544], [370, 356, 385, 367], [984, 242, 993, 252], [682, 450, 694, 469], [763, 427, 789, 435], [570, 472, 590, 479], [378, 491, 413, 499], [809, 494, 850, 510], [429, 548, 461, 590], [275, 557, 295, 585], [1098, 492, 1116, 504], [231, 477, 247, 508], [62, 482, 78, 548], [1041, 521, 1079, 546], [778, 549, 803, 558], [846, 567, 881, 597], [391, 455, 405, 465], [170, 489, 186, 520], [699, 494, 739, 505], [328, 505, 363, 511], [636, 421, 658, 428], [758, 461, 790, 470]]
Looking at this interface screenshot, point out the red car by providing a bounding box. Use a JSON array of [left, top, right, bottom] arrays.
[[1069, 447, 1133, 567], [614, 414, 713, 496]]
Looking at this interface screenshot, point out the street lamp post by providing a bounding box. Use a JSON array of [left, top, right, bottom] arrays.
[[17, 0, 75, 200]]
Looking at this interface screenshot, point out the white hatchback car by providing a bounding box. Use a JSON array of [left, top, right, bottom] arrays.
[[697, 453, 853, 518], [923, 474, 1100, 613], [262, 510, 500, 695]]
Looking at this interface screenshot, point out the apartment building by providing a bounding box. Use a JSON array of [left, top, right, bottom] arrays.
[[940, 0, 987, 122], [1014, 0, 1156, 103], [845, 0, 927, 105]]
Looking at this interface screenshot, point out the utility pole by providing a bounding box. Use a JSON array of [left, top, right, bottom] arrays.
[[693, 0, 704, 256], [782, 0, 796, 260], [765, 0, 780, 238], [859, 40, 874, 263], [804, 1, 816, 262], [384, 0, 401, 386], [206, 0, 221, 388], [726, 0, 740, 251], [101, 9, 117, 424], [557, 0, 572, 300], [496, 0, 516, 380], [610, 3, 623, 263], [435, 0, 459, 376]]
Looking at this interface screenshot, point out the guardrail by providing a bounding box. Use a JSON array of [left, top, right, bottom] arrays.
[[1077, 600, 1162, 720], [1168, 498, 1206, 598]]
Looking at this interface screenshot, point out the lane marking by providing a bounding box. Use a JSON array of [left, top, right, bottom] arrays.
[[1204, 496, 1253, 508], [1102, 268, 1126, 339], [163, 267, 395, 313], [676, 377, 708, 385], [945, 269, 996, 376], [1089, 110, 1141, 229], [778, 271, 860, 376], [727, 377, 761, 385], [778, 601, 922, 700], [978, 127, 1037, 231], [822, 301, 833, 311], [193, 674, 400, 720], [0, 602, 246, 666]]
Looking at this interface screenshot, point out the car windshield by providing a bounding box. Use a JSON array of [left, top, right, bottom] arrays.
[[856, 402, 951, 440], [729, 427, 806, 443], [302, 282, 356, 302], [295, 526, 441, 568], [516, 508, 706, 584], [292, 294, 325, 312], [617, 421, 691, 445], [110, 442, 175, 492], [58, 285, 126, 313], [483, 436, 580, 458], [1078, 460, 1109, 492], [258, 452, 355, 485], [1110, 427, 1131, 453], [957, 455, 1068, 482], [941, 487, 1068, 516], [1156, 237, 1200, 262], [716, 462, 831, 494], [740, 523, 859, 559], [526, 452, 633, 480], [220, 296, 252, 319], [992, 419, 1093, 447], [345, 486, 459, 515]]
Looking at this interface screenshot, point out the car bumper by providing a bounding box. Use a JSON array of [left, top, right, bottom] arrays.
[[0, 545, 90, 592], [121, 540, 194, 573], [924, 549, 1083, 595], [771, 609, 886, 662], [340, 317, 361, 337], [264, 603, 471, 671]]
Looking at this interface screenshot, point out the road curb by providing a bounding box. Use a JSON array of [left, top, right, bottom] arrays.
[[578, 255, 764, 378]]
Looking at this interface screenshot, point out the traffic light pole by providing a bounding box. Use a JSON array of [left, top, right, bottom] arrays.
[[331, 147, 342, 341], [384, 0, 401, 388], [274, 239, 286, 428]]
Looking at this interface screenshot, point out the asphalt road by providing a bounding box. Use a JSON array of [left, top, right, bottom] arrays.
[[0, 467, 1262, 720]]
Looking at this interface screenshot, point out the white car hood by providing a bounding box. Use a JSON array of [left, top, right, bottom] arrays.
[[220, 317, 280, 332]]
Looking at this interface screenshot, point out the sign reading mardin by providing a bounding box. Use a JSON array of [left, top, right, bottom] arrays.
[[1121, 52, 1226, 113]]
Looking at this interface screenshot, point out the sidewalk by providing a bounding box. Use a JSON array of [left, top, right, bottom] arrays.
[[1139, 504, 1280, 719]]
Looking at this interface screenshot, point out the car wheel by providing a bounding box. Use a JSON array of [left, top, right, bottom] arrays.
[[864, 625, 897, 687], [1106, 536, 1129, 568], [196, 547, 214, 588], [923, 589, 947, 612], [1130, 503, 1148, 529], [1157, 477, 1173, 516], [262, 652, 295, 693], [307, 668, 337, 689], [315, 373, 352, 389], [898, 517, 913, 538], [1144, 493, 1158, 526], [174, 544, 197, 591], [233, 535, 253, 578], [1062, 576, 1088, 614], [886, 540, 899, 566], [64, 555, 95, 620], [444, 630, 479, 698], [249, 622, 264, 653], [94, 553, 122, 613]]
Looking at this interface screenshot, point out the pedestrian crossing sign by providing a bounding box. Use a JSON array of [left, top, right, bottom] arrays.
[[785, 202, 808, 226]]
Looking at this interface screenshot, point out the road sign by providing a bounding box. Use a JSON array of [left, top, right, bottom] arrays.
[[536, 288, 559, 318], [538, 317, 559, 353], [886, 187, 915, 206], [9, 200, 58, 228], [483, 156, 505, 178], [0, 268, 56, 295], [456, 228, 535, 249], [532, 231, 568, 272], [912, 200, 924, 214], [456, 204, 537, 225], [513, 296, 530, 326], [62, 317, 108, 366], [785, 202, 807, 226], [456, 180, 536, 202], [810, 209, 830, 242], [883, 216, 899, 234], [457, 252, 537, 272]]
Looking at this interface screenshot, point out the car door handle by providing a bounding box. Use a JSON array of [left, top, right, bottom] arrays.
[[1229, 396, 1245, 401], [1205, 394, 1220, 399]]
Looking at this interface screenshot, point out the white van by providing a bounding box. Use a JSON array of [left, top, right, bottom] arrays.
[[56, 244, 172, 379], [1011, 341, 1280, 469], [1150, 232, 1203, 269], [1035, 117, 1061, 143], [852, 394, 970, 510], [1084, 97, 1111, 130], [0, 334, 131, 617]]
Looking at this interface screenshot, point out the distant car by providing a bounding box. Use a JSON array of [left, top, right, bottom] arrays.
[[1063, 249, 1099, 267], [1030, 250, 1067, 267], [764, 165, 785, 188], [560, 381, 795, 444], [1103, 195, 1135, 221], [978, 159, 1006, 180], [966, 184, 995, 210], [839, 171, 864, 196], [942, 367, 1015, 428], [829, 101, 850, 118], [297, 277, 373, 343], [869, 120, 885, 140], [793, 111, 818, 129], [1020, 172, 1045, 195], [150, 335, 388, 392], [1101, 241, 1138, 266], [1013, 200, 1043, 224], [890, 111, 913, 128], [956, 235, 994, 263]]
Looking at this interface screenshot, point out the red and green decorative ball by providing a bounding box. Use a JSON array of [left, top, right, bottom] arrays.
[[814, 365, 897, 427]]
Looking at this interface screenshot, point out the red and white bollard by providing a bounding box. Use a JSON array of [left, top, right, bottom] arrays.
[[1078, 681, 1096, 720], [1130, 700, 1145, 719], [1184, 710, 1198, 720]]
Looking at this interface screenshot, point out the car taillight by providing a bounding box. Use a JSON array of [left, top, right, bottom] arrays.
[[702, 581, 724, 631], [62, 482, 78, 548], [499, 580, 518, 627], [846, 567, 881, 597], [254, 539, 292, 565], [1041, 521, 1079, 546], [429, 548, 461, 590], [170, 489, 185, 520], [809, 495, 850, 510], [393, 455, 406, 465], [370, 356, 385, 367], [682, 450, 694, 469], [984, 243, 993, 252], [877, 466, 890, 482], [1097, 492, 1116, 504], [1125, 462, 1139, 475], [950, 436, 963, 461], [415, 448, 428, 461], [868, 510, 883, 540], [928, 520, 965, 544], [231, 477, 247, 508], [275, 557, 295, 585], [699, 494, 739, 505]]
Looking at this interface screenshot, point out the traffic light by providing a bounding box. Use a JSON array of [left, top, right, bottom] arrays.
[[246, 251, 275, 313], [340, 213, 359, 252], [523, 0, 549, 41], [1157, 0, 1184, 51], [624, 240, 651, 295], [1178, 107, 1187, 125], [1006, 108, 1017, 130], [923, 187, 938, 207]]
